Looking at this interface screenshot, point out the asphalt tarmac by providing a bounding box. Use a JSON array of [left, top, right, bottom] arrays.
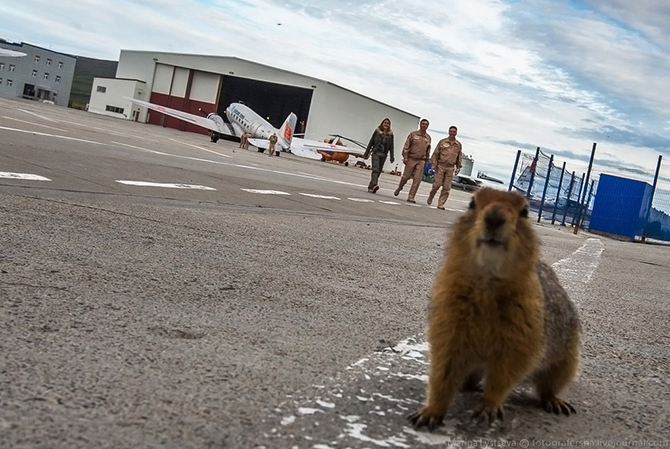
[[1, 97, 668, 448]]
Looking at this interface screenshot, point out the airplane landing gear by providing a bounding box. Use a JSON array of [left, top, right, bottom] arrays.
[[210, 132, 219, 143]]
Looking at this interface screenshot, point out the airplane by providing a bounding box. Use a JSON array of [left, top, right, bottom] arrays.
[[0, 49, 27, 57], [125, 97, 366, 162]]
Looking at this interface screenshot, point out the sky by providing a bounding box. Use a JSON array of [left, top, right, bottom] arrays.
[[2, 0, 670, 188]]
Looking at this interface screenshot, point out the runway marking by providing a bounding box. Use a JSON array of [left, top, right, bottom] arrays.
[[551, 238, 604, 305], [241, 189, 290, 195], [18, 108, 59, 122], [379, 200, 401, 205], [116, 180, 216, 190], [0, 126, 105, 145], [270, 238, 605, 447], [299, 193, 341, 200], [348, 198, 375, 203], [0, 171, 51, 181], [1, 116, 67, 132], [111, 141, 169, 155], [169, 138, 233, 158]]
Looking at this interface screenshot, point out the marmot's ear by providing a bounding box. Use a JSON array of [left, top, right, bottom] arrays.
[[519, 206, 529, 218], [468, 198, 476, 210]]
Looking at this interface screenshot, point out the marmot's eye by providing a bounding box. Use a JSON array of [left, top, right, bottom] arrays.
[[519, 207, 529, 218], [468, 198, 476, 209]]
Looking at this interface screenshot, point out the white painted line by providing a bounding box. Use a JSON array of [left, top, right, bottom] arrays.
[[299, 193, 341, 200], [116, 180, 216, 190], [379, 200, 401, 205], [0, 171, 51, 181], [170, 138, 233, 158], [348, 198, 375, 203], [241, 189, 290, 195], [552, 238, 604, 305], [18, 108, 59, 122], [2, 116, 67, 132], [0, 126, 104, 145]]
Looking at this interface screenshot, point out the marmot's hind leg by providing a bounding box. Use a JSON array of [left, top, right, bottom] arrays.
[[532, 340, 579, 416]]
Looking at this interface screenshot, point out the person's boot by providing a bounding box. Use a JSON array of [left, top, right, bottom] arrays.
[[427, 191, 436, 205], [394, 186, 401, 196]]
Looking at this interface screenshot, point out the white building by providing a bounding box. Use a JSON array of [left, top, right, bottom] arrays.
[[89, 50, 420, 157]]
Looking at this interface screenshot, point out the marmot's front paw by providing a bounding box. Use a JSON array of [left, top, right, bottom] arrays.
[[407, 408, 444, 432], [472, 403, 504, 425], [542, 396, 576, 416]]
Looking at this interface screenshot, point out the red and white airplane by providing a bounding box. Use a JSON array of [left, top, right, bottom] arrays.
[[126, 97, 365, 162]]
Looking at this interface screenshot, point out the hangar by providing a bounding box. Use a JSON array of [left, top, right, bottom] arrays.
[[89, 50, 420, 152]]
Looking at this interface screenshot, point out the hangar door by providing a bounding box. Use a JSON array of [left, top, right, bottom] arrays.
[[218, 76, 312, 129]]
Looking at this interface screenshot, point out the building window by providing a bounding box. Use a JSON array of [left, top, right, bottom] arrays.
[[96, 86, 107, 93], [0, 78, 3, 85], [105, 105, 124, 114], [43, 73, 49, 80], [32, 70, 37, 77], [34, 55, 40, 63], [7, 79, 12, 87], [46, 59, 51, 66], [0, 63, 4, 70], [58, 61, 63, 69], [9, 64, 15, 72], [55, 75, 61, 83]]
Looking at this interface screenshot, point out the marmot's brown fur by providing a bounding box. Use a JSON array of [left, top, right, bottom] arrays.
[[409, 188, 581, 431]]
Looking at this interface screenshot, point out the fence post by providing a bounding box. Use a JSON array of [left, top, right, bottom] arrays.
[[551, 161, 567, 225], [571, 173, 586, 226], [642, 155, 663, 241], [508, 150, 521, 192], [574, 142, 598, 234], [526, 147, 540, 199], [562, 172, 576, 226], [537, 154, 554, 223]]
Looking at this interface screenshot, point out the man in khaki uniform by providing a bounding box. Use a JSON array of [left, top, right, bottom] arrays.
[[394, 119, 431, 203], [427, 125, 463, 210], [267, 133, 279, 156]]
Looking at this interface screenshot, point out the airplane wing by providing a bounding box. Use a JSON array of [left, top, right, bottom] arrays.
[[247, 138, 270, 150], [124, 97, 229, 135], [293, 138, 366, 157]]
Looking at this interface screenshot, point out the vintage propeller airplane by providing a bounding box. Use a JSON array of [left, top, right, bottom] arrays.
[[126, 97, 366, 163]]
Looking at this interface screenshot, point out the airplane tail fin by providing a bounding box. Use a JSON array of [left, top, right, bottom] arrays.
[[278, 113, 298, 150]]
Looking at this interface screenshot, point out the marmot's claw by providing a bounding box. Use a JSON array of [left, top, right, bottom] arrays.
[[407, 409, 444, 432], [472, 404, 504, 425], [542, 397, 576, 416]]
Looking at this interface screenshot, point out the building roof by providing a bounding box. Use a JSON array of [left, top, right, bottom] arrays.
[[120, 50, 420, 119]]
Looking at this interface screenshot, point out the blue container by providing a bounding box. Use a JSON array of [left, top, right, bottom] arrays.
[[589, 174, 652, 239]]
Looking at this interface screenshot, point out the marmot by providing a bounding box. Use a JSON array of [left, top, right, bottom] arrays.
[[408, 188, 581, 431]]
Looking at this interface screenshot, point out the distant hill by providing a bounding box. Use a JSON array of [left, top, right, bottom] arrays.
[[69, 56, 118, 109]]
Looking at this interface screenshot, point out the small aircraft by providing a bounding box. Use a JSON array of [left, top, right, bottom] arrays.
[[0, 49, 27, 57], [126, 97, 366, 162]]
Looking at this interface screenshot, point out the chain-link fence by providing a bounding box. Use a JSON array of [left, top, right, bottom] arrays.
[[510, 148, 597, 229], [643, 157, 670, 242], [509, 147, 670, 243]]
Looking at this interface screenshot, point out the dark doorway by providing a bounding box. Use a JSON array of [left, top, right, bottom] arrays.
[[22, 83, 36, 99], [217, 76, 313, 129]]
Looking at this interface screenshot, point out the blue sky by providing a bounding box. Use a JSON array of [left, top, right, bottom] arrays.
[[1, 0, 669, 185]]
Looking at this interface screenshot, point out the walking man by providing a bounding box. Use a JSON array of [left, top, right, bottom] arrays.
[[427, 126, 463, 210], [394, 119, 432, 203], [267, 133, 278, 156]]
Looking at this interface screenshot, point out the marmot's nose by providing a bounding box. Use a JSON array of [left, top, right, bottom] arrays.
[[484, 207, 506, 231]]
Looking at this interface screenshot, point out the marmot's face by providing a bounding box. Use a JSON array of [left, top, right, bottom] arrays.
[[466, 188, 530, 274]]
